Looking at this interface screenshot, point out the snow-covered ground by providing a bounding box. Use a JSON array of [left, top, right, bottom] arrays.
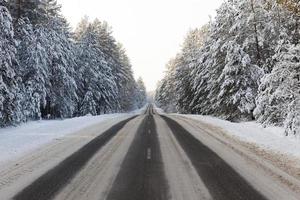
[[0, 106, 146, 165], [180, 114, 300, 158]]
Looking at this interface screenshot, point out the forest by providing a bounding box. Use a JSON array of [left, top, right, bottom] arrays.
[[0, 0, 147, 127], [155, 0, 300, 136]]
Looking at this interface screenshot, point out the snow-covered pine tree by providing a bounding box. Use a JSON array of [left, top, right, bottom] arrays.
[[0, 5, 20, 126], [285, 98, 300, 136], [75, 20, 118, 115], [155, 81, 175, 113], [41, 18, 78, 119], [74, 25, 95, 116], [74, 16, 89, 41], [189, 0, 265, 120], [155, 59, 177, 112], [216, 41, 263, 120], [116, 43, 139, 111], [9, 0, 78, 119], [135, 77, 147, 108], [92, 19, 127, 112], [0, 0, 143, 125], [80, 90, 97, 116], [190, 1, 235, 116], [14, 18, 49, 121], [254, 43, 300, 135], [188, 41, 214, 115], [84, 19, 142, 112], [7, 0, 61, 25], [154, 0, 299, 134], [92, 19, 122, 112], [276, 0, 300, 45], [208, 0, 265, 120], [174, 27, 208, 114], [228, 0, 266, 66]]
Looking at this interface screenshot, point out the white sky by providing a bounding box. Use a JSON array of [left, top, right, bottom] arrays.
[[57, 0, 223, 91]]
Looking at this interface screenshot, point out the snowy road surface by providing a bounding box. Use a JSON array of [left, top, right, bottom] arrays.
[[0, 105, 299, 200]]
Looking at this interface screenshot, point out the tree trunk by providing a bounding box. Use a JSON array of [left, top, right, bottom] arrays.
[[17, 0, 21, 20], [250, 0, 261, 65]]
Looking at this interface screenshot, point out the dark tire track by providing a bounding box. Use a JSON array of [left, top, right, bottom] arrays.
[[13, 116, 137, 200], [161, 115, 268, 200], [106, 106, 169, 200]]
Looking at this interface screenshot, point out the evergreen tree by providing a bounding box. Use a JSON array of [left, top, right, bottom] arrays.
[[190, 1, 236, 116], [285, 98, 300, 136], [80, 90, 97, 116], [155, 60, 177, 113], [254, 43, 300, 135], [156, 0, 299, 135], [216, 41, 263, 120], [175, 27, 208, 114], [15, 18, 48, 121], [41, 18, 78, 119], [0, 0, 144, 128], [74, 16, 89, 40], [135, 77, 147, 108], [0, 6, 20, 126], [7, 0, 61, 25], [117, 44, 138, 111], [75, 20, 118, 115]]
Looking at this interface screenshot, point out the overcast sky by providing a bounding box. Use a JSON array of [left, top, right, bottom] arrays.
[[57, 0, 223, 91]]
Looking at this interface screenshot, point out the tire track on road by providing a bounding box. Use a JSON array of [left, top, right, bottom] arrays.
[[161, 115, 268, 200], [106, 106, 169, 200], [13, 116, 137, 200]]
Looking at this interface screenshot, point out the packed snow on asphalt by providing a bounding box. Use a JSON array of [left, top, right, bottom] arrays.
[[0, 107, 145, 165]]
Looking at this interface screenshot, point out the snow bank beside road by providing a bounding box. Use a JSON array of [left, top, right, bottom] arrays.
[[0, 107, 146, 164], [180, 115, 300, 158]]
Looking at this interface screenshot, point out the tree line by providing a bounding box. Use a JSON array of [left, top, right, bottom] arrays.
[[155, 0, 299, 136], [0, 0, 147, 127]]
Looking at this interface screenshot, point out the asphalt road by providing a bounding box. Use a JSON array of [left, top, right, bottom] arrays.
[[8, 104, 282, 200], [106, 105, 169, 200], [13, 116, 137, 200], [161, 115, 267, 200]]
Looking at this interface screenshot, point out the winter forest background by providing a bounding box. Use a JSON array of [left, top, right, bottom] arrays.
[[0, 0, 147, 127], [155, 0, 300, 136], [0, 0, 299, 137]]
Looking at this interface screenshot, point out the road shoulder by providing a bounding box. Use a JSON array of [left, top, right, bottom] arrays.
[[0, 115, 135, 200]]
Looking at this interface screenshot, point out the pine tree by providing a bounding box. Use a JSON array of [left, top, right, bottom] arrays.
[[276, 0, 300, 45], [15, 18, 48, 121], [190, 1, 236, 115], [254, 43, 300, 135], [285, 98, 300, 136], [117, 43, 138, 111], [75, 20, 118, 115], [0, 0, 144, 127], [41, 18, 78, 119], [74, 16, 89, 40], [216, 41, 263, 120], [0, 5, 20, 126], [136, 77, 147, 108], [189, 1, 264, 120], [7, 0, 61, 25], [155, 0, 300, 135], [80, 90, 97, 116], [175, 27, 208, 114], [155, 60, 177, 113]]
